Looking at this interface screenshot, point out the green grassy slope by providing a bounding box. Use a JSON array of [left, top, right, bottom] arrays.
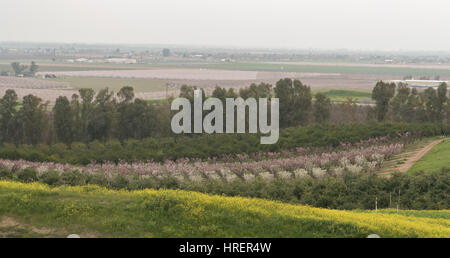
[[0, 181, 448, 238], [409, 138, 450, 174]]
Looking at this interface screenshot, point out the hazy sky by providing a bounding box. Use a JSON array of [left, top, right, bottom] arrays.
[[2, 0, 450, 51]]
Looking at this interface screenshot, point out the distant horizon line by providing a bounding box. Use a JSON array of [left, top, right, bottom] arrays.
[[1, 40, 450, 55]]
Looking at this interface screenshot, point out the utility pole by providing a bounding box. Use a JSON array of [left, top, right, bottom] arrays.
[[375, 197, 378, 213], [389, 192, 392, 208]]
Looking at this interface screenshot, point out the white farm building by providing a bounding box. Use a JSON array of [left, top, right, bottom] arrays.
[[388, 79, 448, 89]]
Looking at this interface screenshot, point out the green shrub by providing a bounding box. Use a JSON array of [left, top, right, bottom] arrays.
[[109, 174, 130, 189], [157, 175, 180, 189], [17, 168, 38, 183], [40, 170, 62, 186], [61, 170, 87, 186], [87, 173, 108, 187], [127, 176, 156, 190], [0, 168, 13, 180]]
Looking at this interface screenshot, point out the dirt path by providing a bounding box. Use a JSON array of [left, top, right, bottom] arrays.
[[378, 138, 444, 177], [0, 216, 98, 238]]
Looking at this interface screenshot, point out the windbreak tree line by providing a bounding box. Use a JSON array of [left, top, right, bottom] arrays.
[[0, 78, 333, 146], [0, 87, 171, 145], [10, 61, 39, 77], [372, 81, 449, 123], [0, 78, 449, 147]]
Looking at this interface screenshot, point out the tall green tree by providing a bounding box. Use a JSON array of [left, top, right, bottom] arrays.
[[79, 88, 95, 141], [314, 93, 331, 123], [117, 86, 150, 139], [437, 83, 448, 122], [118, 98, 157, 139], [275, 78, 312, 127], [117, 86, 135, 103], [211, 86, 227, 102], [390, 83, 410, 122], [423, 87, 440, 122], [403, 88, 421, 123], [20, 94, 49, 145], [88, 88, 116, 141], [29, 61, 39, 76], [0, 89, 19, 142], [10, 62, 28, 76], [371, 81, 396, 121], [53, 96, 74, 144], [70, 94, 82, 142], [239, 83, 272, 99]]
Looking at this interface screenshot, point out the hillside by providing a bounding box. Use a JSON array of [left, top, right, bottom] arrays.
[[409, 138, 450, 174], [0, 181, 448, 238]]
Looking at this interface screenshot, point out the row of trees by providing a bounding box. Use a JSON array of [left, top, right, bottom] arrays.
[[209, 79, 331, 128], [372, 81, 449, 123], [0, 87, 172, 145], [0, 78, 334, 145], [10, 61, 39, 77], [1, 78, 449, 146]]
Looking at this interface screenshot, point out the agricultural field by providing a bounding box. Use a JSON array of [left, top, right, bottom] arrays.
[[0, 75, 178, 102], [0, 75, 375, 104], [12, 59, 450, 75], [0, 61, 146, 73], [47, 68, 265, 80], [0, 139, 405, 183], [40, 76, 168, 93], [0, 181, 448, 238], [0, 76, 69, 89], [314, 89, 372, 103], [146, 61, 450, 77], [46, 68, 387, 92], [3, 58, 450, 104], [0, 76, 76, 103], [0, 122, 449, 237], [2, 128, 449, 211]]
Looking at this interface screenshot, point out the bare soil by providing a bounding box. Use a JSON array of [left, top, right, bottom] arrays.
[[0, 76, 69, 89], [0, 216, 59, 237], [47, 68, 401, 91], [1, 67, 417, 102], [0, 216, 98, 238]]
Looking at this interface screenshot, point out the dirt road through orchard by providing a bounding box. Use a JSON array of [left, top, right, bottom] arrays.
[[378, 138, 444, 177]]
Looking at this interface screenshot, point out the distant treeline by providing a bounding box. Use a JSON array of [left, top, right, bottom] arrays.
[[372, 81, 450, 123], [0, 78, 449, 147], [0, 79, 334, 146]]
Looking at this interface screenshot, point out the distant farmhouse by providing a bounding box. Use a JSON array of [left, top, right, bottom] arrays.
[[65, 58, 137, 64], [388, 79, 448, 89], [105, 58, 137, 64]]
